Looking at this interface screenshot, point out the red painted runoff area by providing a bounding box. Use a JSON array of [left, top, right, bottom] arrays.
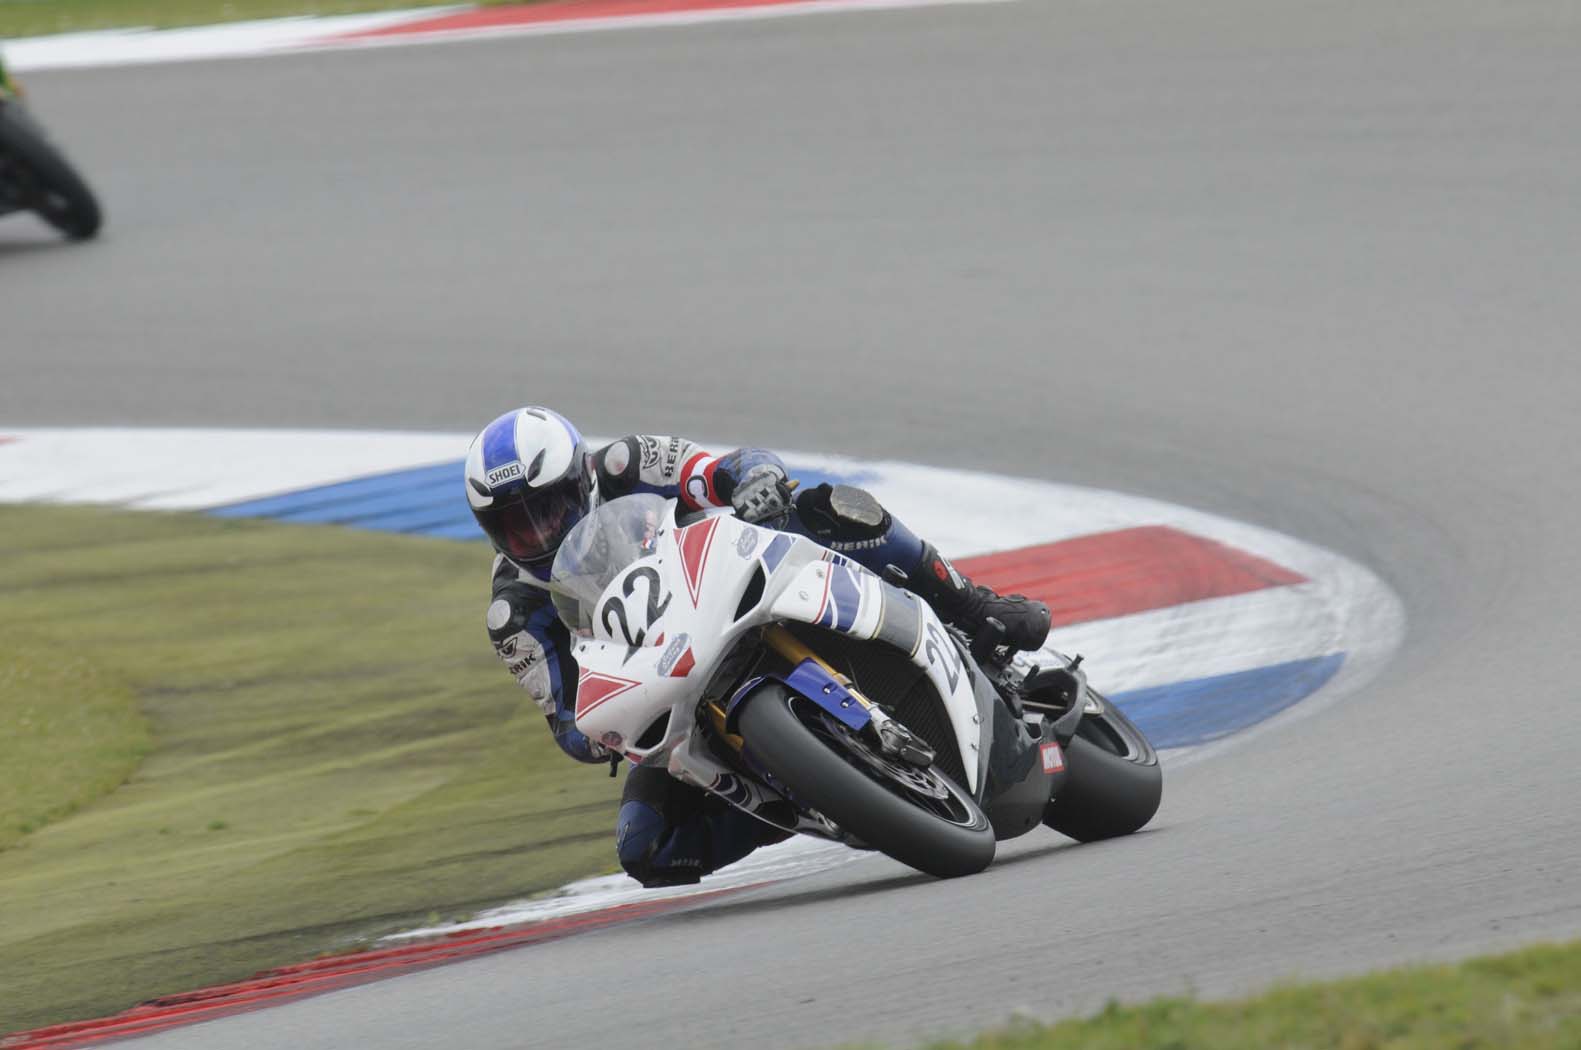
[[958, 525, 1306, 628], [1, 887, 757, 1050]]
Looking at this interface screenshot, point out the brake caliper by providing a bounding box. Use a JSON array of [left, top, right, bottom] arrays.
[[867, 706, 936, 768]]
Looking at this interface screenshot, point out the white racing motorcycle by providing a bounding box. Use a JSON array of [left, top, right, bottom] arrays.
[[552, 492, 1162, 878]]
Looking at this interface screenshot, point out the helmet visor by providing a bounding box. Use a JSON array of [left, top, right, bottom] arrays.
[[478, 471, 591, 569]]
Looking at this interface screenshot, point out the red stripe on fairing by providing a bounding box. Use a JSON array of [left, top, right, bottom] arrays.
[[330, 0, 834, 39], [573, 669, 641, 719], [0, 886, 762, 1050], [956, 525, 1306, 628], [677, 515, 721, 605], [813, 562, 833, 623]]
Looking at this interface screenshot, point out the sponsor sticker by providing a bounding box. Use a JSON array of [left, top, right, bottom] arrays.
[[638, 435, 662, 469], [736, 529, 759, 558], [1040, 740, 1065, 774], [657, 632, 691, 677], [486, 461, 524, 488]]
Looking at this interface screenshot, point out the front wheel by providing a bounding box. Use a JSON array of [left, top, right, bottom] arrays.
[[737, 681, 995, 878], [0, 103, 102, 240]]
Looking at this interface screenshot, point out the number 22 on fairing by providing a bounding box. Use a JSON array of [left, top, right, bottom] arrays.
[[599, 565, 672, 653]]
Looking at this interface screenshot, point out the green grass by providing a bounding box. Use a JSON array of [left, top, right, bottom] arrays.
[[0, 0, 470, 37], [0, 504, 620, 1034], [0, 638, 149, 851], [911, 940, 1581, 1050]]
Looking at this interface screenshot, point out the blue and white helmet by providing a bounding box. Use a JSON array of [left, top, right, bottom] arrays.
[[465, 407, 594, 577]]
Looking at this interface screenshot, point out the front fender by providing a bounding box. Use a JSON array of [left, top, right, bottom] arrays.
[[724, 659, 871, 735], [763, 557, 987, 793]]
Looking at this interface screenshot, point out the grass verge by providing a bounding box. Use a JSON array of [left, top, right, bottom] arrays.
[[0, 504, 619, 1034], [2, 0, 463, 38], [915, 939, 1581, 1050], [0, 638, 148, 851]]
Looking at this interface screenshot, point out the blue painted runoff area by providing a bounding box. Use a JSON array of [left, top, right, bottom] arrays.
[[1111, 653, 1345, 750], [209, 457, 875, 541]]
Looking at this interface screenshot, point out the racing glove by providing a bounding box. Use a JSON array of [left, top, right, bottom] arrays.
[[725, 463, 796, 528]]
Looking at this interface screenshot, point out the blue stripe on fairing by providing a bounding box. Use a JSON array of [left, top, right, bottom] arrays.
[[1110, 653, 1345, 750], [212, 457, 873, 539], [760, 533, 795, 574], [481, 413, 519, 474], [831, 565, 862, 632]]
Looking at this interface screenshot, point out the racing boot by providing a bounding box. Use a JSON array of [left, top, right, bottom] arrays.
[[905, 541, 1052, 654]]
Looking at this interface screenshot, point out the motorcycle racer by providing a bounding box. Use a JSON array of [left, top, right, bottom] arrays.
[[467, 406, 1051, 887]]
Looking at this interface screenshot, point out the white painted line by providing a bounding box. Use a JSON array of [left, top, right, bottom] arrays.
[[0, 427, 466, 509], [3, 0, 1015, 74], [390, 835, 851, 940], [1048, 585, 1346, 696], [3, 9, 469, 73]]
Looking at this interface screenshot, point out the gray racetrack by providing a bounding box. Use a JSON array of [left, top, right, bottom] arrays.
[[6, 0, 1581, 1046]]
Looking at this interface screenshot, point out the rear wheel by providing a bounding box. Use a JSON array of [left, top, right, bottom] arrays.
[[1042, 691, 1163, 843], [737, 681, 995, 878], [0, 103, 102, 240]]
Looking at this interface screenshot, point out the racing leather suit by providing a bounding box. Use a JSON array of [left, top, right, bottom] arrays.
[[486, 435, 1044, 887]]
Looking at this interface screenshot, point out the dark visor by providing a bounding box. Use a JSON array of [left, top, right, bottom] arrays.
[[478, 472, 590, 567]]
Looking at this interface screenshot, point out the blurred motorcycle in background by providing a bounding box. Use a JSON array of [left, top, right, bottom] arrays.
[[0, 52, 102, 240]]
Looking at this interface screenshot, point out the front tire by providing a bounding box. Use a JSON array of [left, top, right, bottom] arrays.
[[0, 103, 102, 240], [737, 681, 995, 878]]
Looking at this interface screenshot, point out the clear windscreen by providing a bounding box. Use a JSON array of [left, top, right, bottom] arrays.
[[549, 493, 669, 632]]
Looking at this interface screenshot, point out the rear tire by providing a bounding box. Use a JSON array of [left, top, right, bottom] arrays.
[[737, 681, 995, 878], [1043, 696, 1163, 843], [0, 103, 102, 240]]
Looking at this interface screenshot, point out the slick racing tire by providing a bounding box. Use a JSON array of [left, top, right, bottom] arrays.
[[738, 680, 995, 878], [1042, 692, 1162, 843], [0, 103, 102, 240]]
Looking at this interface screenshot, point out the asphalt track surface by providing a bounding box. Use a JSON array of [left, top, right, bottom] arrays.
[[5, 1, 1581, 1046]]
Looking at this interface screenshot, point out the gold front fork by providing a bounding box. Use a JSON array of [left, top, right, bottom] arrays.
[[762, 623, 847, 682], [761, 623, 874, 710], [708, 623, 875, 748]]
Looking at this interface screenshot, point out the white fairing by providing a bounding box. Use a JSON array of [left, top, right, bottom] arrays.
[[559, 497, 985, 806]]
